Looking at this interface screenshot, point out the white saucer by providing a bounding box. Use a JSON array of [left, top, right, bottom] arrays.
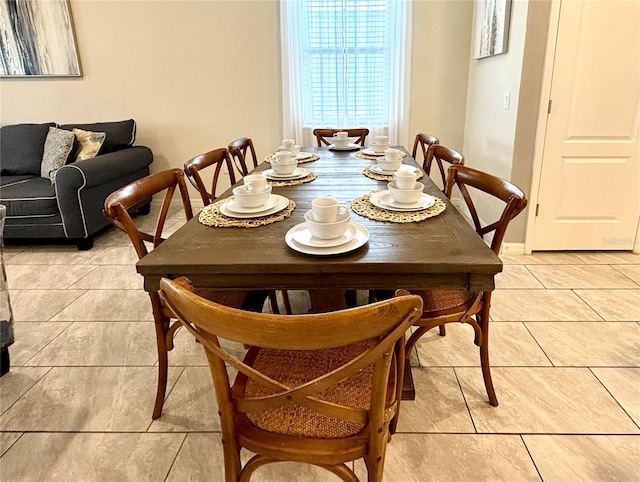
[[263, 167, 310, 180], [362, 147, 387, 156], [329, 143, 360, 151], [292, 223, 356, 248], [370, 191, 435, 212], [370, 164, 400, 175], [221, 194, 289, 218], [296, 152, 314, 160], [286, 222, 369, 256]]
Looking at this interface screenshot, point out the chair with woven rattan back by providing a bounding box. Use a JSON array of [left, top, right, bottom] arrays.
[[184, 148, 236, 206], [424, 144, 464, 192], [159, 276, 423, 482], [411, 132, 440, 170], [228, 137, 258, 178], [313, 128, 370, 147], [103, 168, 268, 420], [404, 165, 527, 407]]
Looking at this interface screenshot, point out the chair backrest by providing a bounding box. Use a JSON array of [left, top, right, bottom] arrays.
[[159, 276, 423, 478], [103, 168, 193, 260], [445, 165, 527, 254], [228, 137, 258, 178], [313, 128, 370, 147], [411, 132, 439, 169], [425, 144, 464, 191], [183, 148, 236, 206]]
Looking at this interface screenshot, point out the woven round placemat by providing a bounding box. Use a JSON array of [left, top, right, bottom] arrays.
[[356, 150, 408, 161], [363, 165, 424, 182], [268, 171, 317, 187], [263, 153, 320, 164], [350, 191, 446, 223], [199, 197, 296, 228]]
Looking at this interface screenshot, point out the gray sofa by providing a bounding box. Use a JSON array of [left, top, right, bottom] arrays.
[[0, 120, 153, 249]]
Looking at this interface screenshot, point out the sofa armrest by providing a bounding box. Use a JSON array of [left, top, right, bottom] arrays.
[[55, 146, 153, 189], [54, 146, 153, 239]]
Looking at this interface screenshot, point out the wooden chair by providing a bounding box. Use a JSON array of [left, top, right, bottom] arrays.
[[404, 165, 527, 406], [184, 145, 292, 315], [159, 276, 423, 482], [313, 128, 370, 147], [184, 148, 236, 206], [103, 169, 268, 420], [228, 137, 258, 178], [424, 144, 464, 191], [411, 132, 439, 170]]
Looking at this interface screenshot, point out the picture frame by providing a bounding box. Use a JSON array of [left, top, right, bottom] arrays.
[[473, 0, 512, 60], [0, 0, 82, 77]]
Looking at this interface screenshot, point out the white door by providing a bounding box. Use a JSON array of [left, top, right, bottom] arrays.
[[530, 0, 640, 251]]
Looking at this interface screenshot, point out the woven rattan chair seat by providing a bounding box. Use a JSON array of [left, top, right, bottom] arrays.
[[244, 341, 374, 439], [412, 289, 476, 314]]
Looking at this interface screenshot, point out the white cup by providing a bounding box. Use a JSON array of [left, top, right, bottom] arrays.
[[243, 173, 267, 192], [311, 197, 348, 223], [384, 148, 403, 162], [272, 153, 297, 175], [275, 150, 292, 163], [394, 169, 418, 190], [375, 135, 388, 144], [281, 139, 296, 149], [371, 142, 390, 154], [289, 145, 301, 156], [333, 131, 349, 141]]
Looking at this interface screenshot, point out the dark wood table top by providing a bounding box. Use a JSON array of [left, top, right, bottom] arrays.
[[137, 147, 502, 293]]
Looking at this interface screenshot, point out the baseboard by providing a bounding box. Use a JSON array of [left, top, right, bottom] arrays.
[[501, 243, 525, 255]]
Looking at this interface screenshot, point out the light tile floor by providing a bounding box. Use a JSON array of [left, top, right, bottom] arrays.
[[1, 205, 639, 481]]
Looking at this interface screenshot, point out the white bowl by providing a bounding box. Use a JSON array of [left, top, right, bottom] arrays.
[[304, 210, 351, 239], [387, 181, 424, 204], [232, 184, 272, 208], [272, 160, 298, 175], [371, 143, 389, 154], [376, 157, 402, 172]]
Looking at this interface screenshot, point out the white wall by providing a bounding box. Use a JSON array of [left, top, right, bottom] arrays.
[[0, 0, 474, 197]]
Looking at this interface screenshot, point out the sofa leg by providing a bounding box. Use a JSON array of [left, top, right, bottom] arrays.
[[75, 237, 94, 250]]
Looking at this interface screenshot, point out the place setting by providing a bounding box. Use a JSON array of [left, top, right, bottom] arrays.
[[328, 131, 361, 151], [263, 149, 317, 186], [356, 135, 407, 160], [263, 138, 319, 164], [285, 197, 369, 256], [362, 148, 423, 181], [199, 172, 295, 228], [351, 169, 446, 223]]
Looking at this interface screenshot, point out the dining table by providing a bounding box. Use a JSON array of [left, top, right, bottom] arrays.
[[136, 146, 503, 398]]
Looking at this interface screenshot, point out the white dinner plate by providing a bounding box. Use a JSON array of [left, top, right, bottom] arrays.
[[296, 152, 314, 160], [370, 191, 435, 212], [292, 222, 357, 248], [329, 143, 361, 151], [223, 194, 280, 214], [286, 222, 369, 256], [263, 167, 310, 180], [220, 194, 289, 218], [370, 164, 400, 175], [362, 148, 387, 156]]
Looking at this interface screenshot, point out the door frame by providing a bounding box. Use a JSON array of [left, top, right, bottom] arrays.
[[523, 0, 640, 254]]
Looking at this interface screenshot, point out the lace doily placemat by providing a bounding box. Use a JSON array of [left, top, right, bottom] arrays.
[[356, 151, 408, 161], [199, 198, 296, 228], [363, 165, 424, 182], [263, 153, 320, 164], [268, 172, 317, 187], [350, 192, 446, 223]]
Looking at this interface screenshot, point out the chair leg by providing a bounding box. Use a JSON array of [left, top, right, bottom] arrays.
[[268, 291, 280, 314], [438, 324, 446, 336], [281, 290, 292, 314], [479, 294, 498, 406]]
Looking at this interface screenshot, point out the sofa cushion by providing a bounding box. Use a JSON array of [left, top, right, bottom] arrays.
[[41, 127, 76, 182], [0, 176, 59, 217], [60, 119, 136, 153], [72, 128, 106, 161], [0, 123, 57, 176]]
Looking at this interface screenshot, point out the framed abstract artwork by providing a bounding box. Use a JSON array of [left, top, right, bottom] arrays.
[[473, 0, 512, 59], [0, 0, 81, 77]]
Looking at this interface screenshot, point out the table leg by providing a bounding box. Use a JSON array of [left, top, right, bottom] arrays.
[[308, 289, 348, 312]]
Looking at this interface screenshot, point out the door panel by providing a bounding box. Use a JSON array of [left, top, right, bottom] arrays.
[[532, 0, 640, 250]]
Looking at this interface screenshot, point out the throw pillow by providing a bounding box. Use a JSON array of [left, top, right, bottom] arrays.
[[0, 122, 57, 176], [40, 127, 76, 182], [61, 119, 136, 153], [73, 128, 106, 161]]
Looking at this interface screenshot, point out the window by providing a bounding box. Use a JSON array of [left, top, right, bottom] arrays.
[[281, 0, 411, 145]]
